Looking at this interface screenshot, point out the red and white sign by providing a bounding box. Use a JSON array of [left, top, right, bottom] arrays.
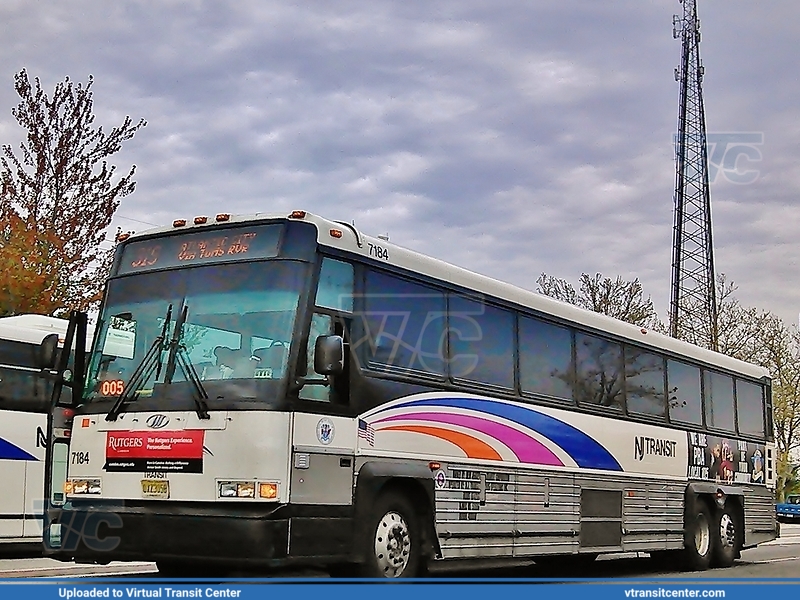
[[104, 430, 205, 473]]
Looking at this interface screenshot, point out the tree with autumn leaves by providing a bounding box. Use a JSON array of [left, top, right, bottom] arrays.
[[0, 69, 145, 316]]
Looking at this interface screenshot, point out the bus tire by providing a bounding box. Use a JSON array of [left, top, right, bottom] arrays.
[[683, 501, 713, 571], [360, 492, 421, 578], [712, 505, 739, 568]]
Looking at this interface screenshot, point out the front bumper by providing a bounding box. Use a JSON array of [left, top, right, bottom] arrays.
[[45, 500, 353, 567]]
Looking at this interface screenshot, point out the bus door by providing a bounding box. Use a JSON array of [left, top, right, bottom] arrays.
[[291, 312, 354, 504], [289, 257, 355, 510], [42, 312, 87, 553]]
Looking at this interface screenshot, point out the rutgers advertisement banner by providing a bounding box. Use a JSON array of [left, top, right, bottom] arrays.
[[104, 430, 205, 473]]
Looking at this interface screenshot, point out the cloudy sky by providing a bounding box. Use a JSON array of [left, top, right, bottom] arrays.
[[2, 1, 798, 328]]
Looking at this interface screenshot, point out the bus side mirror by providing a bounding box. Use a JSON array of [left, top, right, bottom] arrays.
[[38, 334, 60, 370], [314, 335, 344, 375]]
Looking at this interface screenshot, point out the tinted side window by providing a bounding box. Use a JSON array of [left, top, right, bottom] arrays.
[[448, 296, 514, 388], [0, 339, 51, 412], [574, 332, 623, 409], [0, 339, 39, 369], [667, 359, 703, 425], [299, 313, 334, 402], [519, 316, 573, 401], [625, 348, 666, 418], [736, 380, 765, 437], [316, 258, 353, 312], [704, 370, 735, 432], [356, 270, 445, 376]]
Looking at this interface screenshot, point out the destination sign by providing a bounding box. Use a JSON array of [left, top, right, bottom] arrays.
[[116, 224, 282, 275]]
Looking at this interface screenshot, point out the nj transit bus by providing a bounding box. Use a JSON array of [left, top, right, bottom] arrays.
[[43, 211, 777, 576], [0, 314, 73, 550]]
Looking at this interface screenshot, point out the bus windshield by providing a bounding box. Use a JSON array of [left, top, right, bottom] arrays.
[[85, 260, 307, 410]]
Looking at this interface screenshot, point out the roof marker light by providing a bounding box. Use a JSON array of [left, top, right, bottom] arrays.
[[215, 213, 230, 222], [329, 229, 343, 239], [173, 219, 187, 227], [194, 216, 208, 225], [115, 232, 131, 242], [290, 210, 306, 219]]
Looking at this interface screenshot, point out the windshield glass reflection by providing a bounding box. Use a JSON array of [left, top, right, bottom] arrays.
[[86, 261, 306, 406]]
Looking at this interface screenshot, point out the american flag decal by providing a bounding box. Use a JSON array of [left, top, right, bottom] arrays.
[[358, 419, 375, 446]]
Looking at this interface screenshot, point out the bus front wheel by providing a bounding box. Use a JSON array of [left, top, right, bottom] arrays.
[[360, 492, 421, 578], [683, 501, 713, 571]]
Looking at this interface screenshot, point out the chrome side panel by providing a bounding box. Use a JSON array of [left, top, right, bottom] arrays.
[[743, 485, 779, 548], [514, 472, 579, 557], [433, 463, 685, 559]]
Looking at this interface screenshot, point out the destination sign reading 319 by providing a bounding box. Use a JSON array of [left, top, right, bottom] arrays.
[[116, 223, 282, 274]]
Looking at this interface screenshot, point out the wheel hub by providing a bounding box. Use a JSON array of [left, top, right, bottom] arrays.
[[695, 512, 710, 556], [374, 511, 411, 577], [719, 513, 736, 549]]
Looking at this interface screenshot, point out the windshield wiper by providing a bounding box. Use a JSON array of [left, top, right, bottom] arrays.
[[106, 304, 173, 421], [164, 303, 210, 420]]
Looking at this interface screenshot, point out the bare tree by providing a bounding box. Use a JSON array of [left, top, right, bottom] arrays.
[[694, 274, 800, 500], [754, 318, 800, 501], [0, 69, 145, 315], [715, 274, 782, 363], [537, 272, 664, 330]]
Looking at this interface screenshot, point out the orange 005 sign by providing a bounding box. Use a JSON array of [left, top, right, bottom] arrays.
[[100, 380, 125, 396]]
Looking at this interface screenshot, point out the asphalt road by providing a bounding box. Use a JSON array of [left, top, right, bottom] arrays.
[[1, 523, 798, 579]]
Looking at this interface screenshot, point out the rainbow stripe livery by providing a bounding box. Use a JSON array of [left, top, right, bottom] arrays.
[[365, 395, 623, 472]]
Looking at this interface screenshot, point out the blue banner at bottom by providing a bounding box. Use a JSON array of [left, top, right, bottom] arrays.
[[1, 580, 800, 600]]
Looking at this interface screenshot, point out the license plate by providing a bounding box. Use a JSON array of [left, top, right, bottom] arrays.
[[141, 479, 170, 498]]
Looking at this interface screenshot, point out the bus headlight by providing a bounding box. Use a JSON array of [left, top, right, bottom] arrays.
[[218, 481, 254, 498], [217, 480, 278, 500]]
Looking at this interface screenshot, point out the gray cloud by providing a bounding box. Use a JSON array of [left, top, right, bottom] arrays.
[[1, 0, 799, 327]]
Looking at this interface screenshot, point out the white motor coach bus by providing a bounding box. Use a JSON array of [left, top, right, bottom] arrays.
[[43, 211, 777, 576], [0, 314, 73, 550]]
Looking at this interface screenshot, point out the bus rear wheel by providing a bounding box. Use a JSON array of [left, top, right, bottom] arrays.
[[360, 492, 421, 578], [712, 506, 739, 568], [683, 501, 713, 571]]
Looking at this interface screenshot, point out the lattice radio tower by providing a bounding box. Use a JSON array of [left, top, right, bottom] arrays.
[[669, 0, 718, 351]]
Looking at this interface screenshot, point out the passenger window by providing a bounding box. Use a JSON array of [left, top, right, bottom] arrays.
[[448, 296, 514, 389], [574, 332, 623, 410], [316, 258, 353, 312], [625, 348, 666, 418], [0, 339, 38, 369], [519, 316, 573, 401], [736, 379, 765, 437], [356, 270, 445, 376], [704, 370, 736, 432], [667, 359, 703, 425], [299, 313, 333, 402]]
